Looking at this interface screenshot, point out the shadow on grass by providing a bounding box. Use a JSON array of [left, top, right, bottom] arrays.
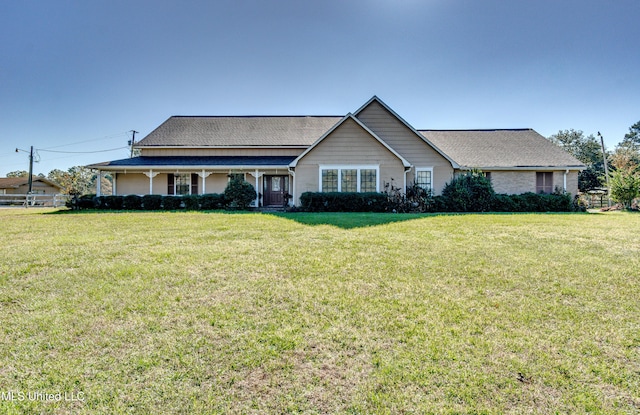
[[264, 211, 436, 229]]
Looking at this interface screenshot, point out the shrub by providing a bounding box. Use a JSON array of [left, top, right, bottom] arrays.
[[123, 195, 142, 210], [299, 192, 389, 212], [199, 193, 225, 210], [162, 196, 183, 210], [101, 195, 123, 210], [441, 171, 495, 212], [141, 195, 162, 210], [182, 195, 200, 210], [609, 169, 640, 209], [224, 179, 256, 210]]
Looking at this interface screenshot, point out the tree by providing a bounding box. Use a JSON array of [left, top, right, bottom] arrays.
[[548, 129, 603, 166], [548, 129, 605, 192], [607, 120, 640, 209], [609, 169, 639, 209], [6, 170, 29, 178], [48, 166, 94, 196]]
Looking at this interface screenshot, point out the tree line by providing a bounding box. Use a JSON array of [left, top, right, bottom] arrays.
[[548, 120, 640, 209]]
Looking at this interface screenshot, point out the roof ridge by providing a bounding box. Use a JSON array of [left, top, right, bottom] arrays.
[[419, 128, 533, 132], [167, 115, 344, 118]]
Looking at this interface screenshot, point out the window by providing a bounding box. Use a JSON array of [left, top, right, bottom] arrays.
[[341, 169, 357, 192], [536, 172, 553, 194], [415, 168, 433, 190], [322, 169, 338, 192], [319, 166, 378, 192], [167, 173, 193, 195], [361, 169, 377, 192]]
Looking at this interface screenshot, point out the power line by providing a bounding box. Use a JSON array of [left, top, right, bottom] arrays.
[[37, 146, 129, 154], [39, 132, 130, 150]]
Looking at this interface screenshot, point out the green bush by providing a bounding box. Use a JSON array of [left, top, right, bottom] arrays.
[[141, 195, 162, 210], [101, 195, 124, 210], [199, 193, 225, 210], [224, 179, 256, 210], [299, 192, 389, 212], [441, 171, 495, 212], [162, 196, 183, 210], [182, 195, 200, 210], [123, 195, 142, 210]]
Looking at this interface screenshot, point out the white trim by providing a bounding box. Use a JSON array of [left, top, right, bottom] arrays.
[[318, 164, 380, 193], [415, 167, 434, 191], [289, 114, 411, 168]]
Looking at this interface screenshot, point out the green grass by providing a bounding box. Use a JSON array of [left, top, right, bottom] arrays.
[[0, 208, 639, 414]]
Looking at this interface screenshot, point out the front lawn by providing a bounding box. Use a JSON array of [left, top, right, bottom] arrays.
[[0, 209, 638, 414]]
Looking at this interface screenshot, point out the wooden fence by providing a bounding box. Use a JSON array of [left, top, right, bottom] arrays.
[[0, 194, 68, 207]]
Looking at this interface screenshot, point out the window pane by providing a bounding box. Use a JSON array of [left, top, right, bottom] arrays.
[[416, 170, 432, 189], [175, 174, 190, 195], [341, 169, 357, 192], [322, 169, 338, 192], [360, 169, 376, 192], [272, 177, 281, 192]]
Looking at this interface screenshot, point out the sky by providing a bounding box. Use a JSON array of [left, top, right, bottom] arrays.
[[1, 0, 638, 177]]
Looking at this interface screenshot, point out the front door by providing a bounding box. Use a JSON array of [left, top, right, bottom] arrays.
[[263, 175, 289, 207]]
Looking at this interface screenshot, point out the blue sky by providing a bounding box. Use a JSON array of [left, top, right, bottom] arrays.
[[1, 0, 638, 176]]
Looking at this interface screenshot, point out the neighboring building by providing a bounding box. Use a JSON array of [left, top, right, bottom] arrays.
[[0, 176, 62, 195], [89, 96, 585, 207]]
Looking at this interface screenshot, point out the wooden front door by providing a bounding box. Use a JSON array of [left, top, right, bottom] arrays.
[[263, 175, 289, 207]]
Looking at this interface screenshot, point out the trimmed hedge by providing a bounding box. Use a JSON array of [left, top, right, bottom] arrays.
[[299, 192, 389, 212], [75, 194, 227, 211], [299, 191, 580, 213]]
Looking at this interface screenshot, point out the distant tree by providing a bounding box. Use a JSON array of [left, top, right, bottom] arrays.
[[6, 170, 29, 178], [47, 166, 94, 196], [548, 129, 605, 191], [621, 120, 640, 150]]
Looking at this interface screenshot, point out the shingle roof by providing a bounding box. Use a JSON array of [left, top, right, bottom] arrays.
[[88, 156, 297, 169], [419, 129, 585, 169], [137, 116, 343, 147], [0, 176, 62, 189]]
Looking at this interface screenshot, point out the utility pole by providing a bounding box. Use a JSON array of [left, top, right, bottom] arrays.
[[129, 130, 139, 158], [15, 146, 34, 193], [597, 132, 611, 207]]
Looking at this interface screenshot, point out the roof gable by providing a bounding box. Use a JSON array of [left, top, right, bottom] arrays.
[[290, 114, 411, 168], [0, 176, 62, 189], [419, 129, 586, 169], [353, 96, 459, 168]]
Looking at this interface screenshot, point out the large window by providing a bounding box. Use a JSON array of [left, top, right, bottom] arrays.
[[415, 168, 433, 190], [319, 166, 379, 192], [536, 172, 553, 194]]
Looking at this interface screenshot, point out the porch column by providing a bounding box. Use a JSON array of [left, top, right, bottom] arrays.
[[254, 169, 264, 207], [563, 169, 568, 193], [288, 169, 296, 207], [198, 170, 212, 194], [113, 173, 117, 195], [143, 170, 160, 194], [96, 170, 101, 196]]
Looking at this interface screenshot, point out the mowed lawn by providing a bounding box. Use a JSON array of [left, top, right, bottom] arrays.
[[0, 209, 639, 414]]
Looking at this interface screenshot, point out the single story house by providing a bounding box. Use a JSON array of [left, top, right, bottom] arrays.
[[89, 96, 585, 207], [0, 176, 62, 195]]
